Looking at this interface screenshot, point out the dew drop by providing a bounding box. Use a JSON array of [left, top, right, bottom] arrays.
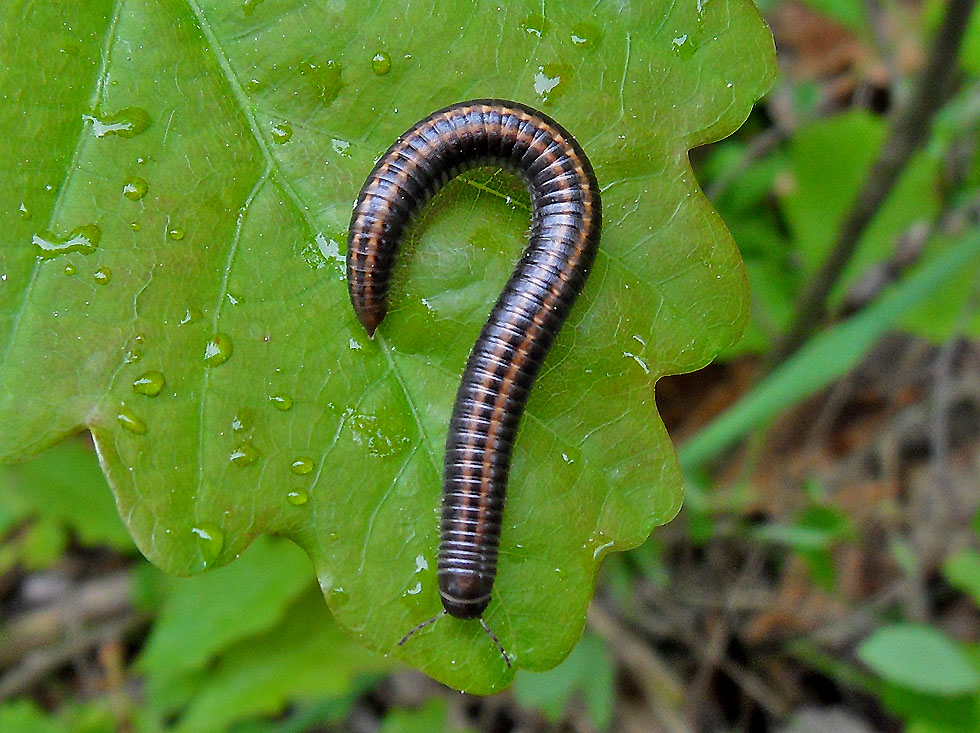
[[117, 406, 147, 434], [179, 307, 202, 326], [83, 107, 151, 138], [93, 266, 112, 285], [290, 456, 314, 475], [63, 263, 76, 276], [672, 34, 696, 59], [270, 121, 292, 144], [168, 226, 185, 241], [242, 0, 264, 14], [125, 348, 143, 364], [229, 440, 261, 466], [132, 370, 165, 397], [191, 522, 224, 565], [371, 51, 392, 75], [532, 63, 572, 103], [269, 392, 293, 411], [298, 59, 343, 107], [519, 13, 549, 38], [33, 224, 101, 259], [122, 176, 148, 201], [232, 408, 254, 433], [570, 21, 602, 50], [286, 489, 309, 506], [130, 221, 141, 231], [331, 138, 351, 157], [204, 333, 233, 367], [18, 203, 30, 220]]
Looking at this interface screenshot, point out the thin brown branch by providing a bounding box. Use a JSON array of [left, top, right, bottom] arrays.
[[772, 0, 979, 364]]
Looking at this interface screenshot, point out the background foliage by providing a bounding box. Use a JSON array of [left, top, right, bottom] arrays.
[[3, 0, 980, 730]]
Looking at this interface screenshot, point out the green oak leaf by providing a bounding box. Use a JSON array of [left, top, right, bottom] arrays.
[[0, 0, 773, 692]]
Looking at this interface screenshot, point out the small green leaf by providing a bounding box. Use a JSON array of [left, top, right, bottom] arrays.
[[379, 700, 472, 733], [858, 624, 980, 696], [154, 588, 390, 732], [799, 0, 869, 30], [0, 438, 133, 551], [945, 549, 980, 606], [781, 111, 941, 305], [512, 633, 615, 729], [139, 535, 315, 701]]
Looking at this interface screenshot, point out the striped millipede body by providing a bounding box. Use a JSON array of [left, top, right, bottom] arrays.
[[346, 99, 601, 657]]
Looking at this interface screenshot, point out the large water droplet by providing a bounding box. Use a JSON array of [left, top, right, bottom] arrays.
[[290, 457, 314, 475], [63, 263, 76, 276], [191, 522, 224, 565], [33, 224, 101, 259], [269, 392, 293, 411], [204, 333, 233, 367], [270, 121, 292, 144], [84, 107, 151, 138], [229, 441, 261, 466], [242, 0, 265, 14], [123, 176, 148, 201], [117, 406, 147, 434], [93, 266, 112, 285], [132, 370, 165, 397], [371, 51, 391, 76], [18, 203, 31, 220], [168, 226, 185, 241], [286, 489, 309, 506]]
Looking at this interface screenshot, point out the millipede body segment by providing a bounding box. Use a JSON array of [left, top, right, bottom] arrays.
[[347, 99, 601, 623]]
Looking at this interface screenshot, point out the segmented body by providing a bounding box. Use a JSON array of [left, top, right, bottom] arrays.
[[347, 99, 601, 621]]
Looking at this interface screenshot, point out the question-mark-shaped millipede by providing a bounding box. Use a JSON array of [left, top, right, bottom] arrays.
[[346, 99, 601, 666]]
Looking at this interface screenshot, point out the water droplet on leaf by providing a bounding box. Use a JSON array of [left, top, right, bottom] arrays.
[[270, 121, 292, 144], [191, 522, 224, 565], [204, 333, 233, 367], [168, 226, 185, 241], [93, 266, 112, 285], [371, 51, 391, 75], [179, 307, 202, 326], [230, 441, 261, 466], [269, 392, 293, 411], [570, 22, 601, 50], [286, 489, 309, 506], [122, 176, 148, 201], [132, 370, 165, 397], [84, 107, 151, 138], [33, 224, 101, 259], [290, 457, 314, 475], [232, 408, 254, 433], [519, 13, 549, 37], [117, 406, 147, 434]]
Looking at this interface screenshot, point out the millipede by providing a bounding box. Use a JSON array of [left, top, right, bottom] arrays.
[[346, 99, 601, 666]]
